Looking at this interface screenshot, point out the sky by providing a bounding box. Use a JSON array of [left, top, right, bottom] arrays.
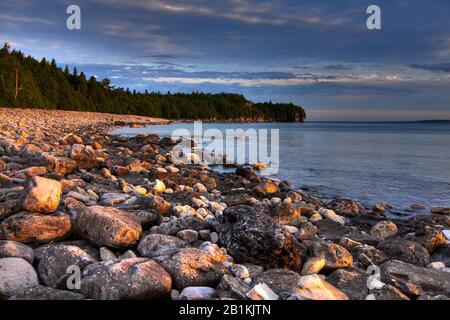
[[1, 0, 450, 121]]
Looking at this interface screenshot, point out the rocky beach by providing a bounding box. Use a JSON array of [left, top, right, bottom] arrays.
[[0, 107, 449, 301]]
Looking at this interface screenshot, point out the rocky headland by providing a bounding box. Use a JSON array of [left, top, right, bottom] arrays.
[[0, 107, 449, 301]]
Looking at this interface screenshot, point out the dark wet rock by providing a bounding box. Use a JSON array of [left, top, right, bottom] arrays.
[[377, 239, 430, 266], [118, 195, 171, 216], [252, 269, 302, 295], [382, 272, 423, 298], [127, 210, 162, 229], [404, 227, 446, 254], [157, 247, 228, 290], [295, 221, 318, 241], [81, 258, 172, 300], [9, 285, 86, 300], [152, 216, 212, 236], [0, 240, 34, 263], [350, 244, 389, 267], [0, 213, 72, 244], [74, 206, 142, 248], [137, 234, 187, 258], [235, 167, 260, 183], [37, 244, 96, 288], [311, 241, 353, 272], [375, 284, 410, 300], [431, 245, 450, 267], [326, 268, 368, 300], [219, 205, 304, 270], [0, 173, 13, 187], [431, 207, 450, 215], [381, 260, 450, 296], [216, 274, 250, 300]]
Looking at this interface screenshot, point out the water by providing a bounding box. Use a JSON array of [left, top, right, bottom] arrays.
[[114, 122, 450, 211]]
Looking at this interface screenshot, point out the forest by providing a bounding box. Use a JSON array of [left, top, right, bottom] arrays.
[[0, 43, 306, 122]]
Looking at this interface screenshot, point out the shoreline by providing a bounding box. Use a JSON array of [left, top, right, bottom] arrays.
[[0, 108, 449, 300]]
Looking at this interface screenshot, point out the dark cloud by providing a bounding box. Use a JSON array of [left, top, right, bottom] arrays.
[[409, 63, 450, 73]]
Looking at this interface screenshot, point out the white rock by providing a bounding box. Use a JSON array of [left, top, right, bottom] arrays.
[[283, 225, 299, 234], [179, 287, 217, 300], [442, 230, 450, 241], [367, 278, 386, 290], [428, 262, 446, 270], [231, 264, 250, 279], [320, 208, 345, 225], [246, 283, 279, 300]]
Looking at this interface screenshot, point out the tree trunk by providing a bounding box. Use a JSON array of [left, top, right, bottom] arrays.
[[14, 67, 22, 100]]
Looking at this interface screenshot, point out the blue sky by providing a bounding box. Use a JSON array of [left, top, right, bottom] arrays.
[[1, 0, 450, 120]]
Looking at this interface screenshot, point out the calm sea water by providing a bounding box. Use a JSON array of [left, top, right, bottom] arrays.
[[114, 122, 450, 212]]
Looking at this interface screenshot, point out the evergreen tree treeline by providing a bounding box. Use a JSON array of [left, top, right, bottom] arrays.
[[0, 44, 306, 122]]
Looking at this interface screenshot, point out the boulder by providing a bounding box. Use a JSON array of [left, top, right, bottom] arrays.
[[219, 205, 304, 270], [377, 239, 430, 266], [271, 202, 303, 226], [326, 268, 368, 300], [252, 269, 302, 295], [311, 241, 353, 271], [70, 144, 100, 169], [370, 221, 398, 239], [301, 257, 326, 276], [99, 193, 131, 206], [0, 257, 39, 298], [381, 260, 450, 296], [179, 287, 217, 300], [157, 247, 228, 290], [37, 244, 96, 288], [246, 283, 279, 300], [81, 258, 172, 300], [20, 176, 62, 213], [9, 285, 85, 300], [292, 274, 349, 300], [137, 234, 187, 258], [327, 199, 365, 216], [61, 134, 83, 145], [0, 240, 34, 263], [431, 245, 450, 267], [216, 275, 250, 300], [0, 213, 72, 244], [375, 284, 410, 300], [406, 227, 446, 253], [119, 195, 171, 216], [74, 206, 142, 248]]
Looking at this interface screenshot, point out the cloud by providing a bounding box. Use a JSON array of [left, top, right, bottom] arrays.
[[323, 64, 352, 70], [410, 62, 450, 73], [0, 13, 55, 25]]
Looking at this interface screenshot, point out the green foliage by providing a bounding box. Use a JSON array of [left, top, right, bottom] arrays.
[[0, 44, 306, 122]]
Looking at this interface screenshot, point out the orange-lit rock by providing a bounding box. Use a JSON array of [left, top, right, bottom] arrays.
[[0, 213, 72, 244], [21, 176, 62, 213]]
